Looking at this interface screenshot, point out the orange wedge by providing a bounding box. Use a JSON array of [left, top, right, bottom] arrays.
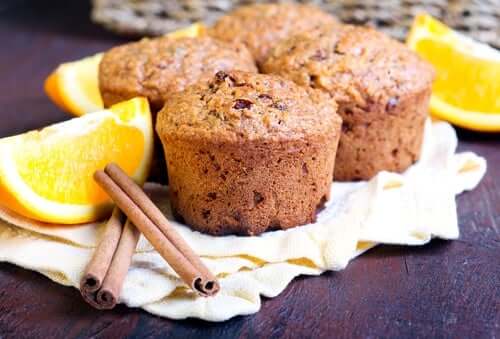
[[165, 22, 206, 39], [407, 14, 500, 132], [44, 23, 206, 117], [0, 97, 153, 224], [45, 53, 104, 116]]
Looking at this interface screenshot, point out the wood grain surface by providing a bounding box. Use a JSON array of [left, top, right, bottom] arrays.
[[0, 1, 498, 338]]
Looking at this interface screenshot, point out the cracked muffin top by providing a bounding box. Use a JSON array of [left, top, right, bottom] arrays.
[[209, 3, 338, 66], [261, 25, 435, 109], [99, 36, 257, 110], [156, 71, 341, 142]]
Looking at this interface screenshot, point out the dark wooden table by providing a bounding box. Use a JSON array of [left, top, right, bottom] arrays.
[[0, 1, 498, 338]]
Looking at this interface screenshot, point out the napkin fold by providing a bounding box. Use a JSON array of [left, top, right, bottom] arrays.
[[0, 121, 487, 321]]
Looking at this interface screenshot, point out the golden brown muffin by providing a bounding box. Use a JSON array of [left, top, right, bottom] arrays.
[[209, 3, 338, 66], [156, 71, 342, 235], [99, 36, 256, 183], [262, 25, 435, 181], [99, 36, 257, 110]]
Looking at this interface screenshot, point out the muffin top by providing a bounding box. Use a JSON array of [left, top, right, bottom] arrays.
[[156, 71, 341, 143], [262, 25, 435, 109], [99, 36, 257, 110], [209, 3, 338, 66]]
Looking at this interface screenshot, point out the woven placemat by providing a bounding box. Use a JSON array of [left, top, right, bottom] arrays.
[[91, 0, 500, 48]]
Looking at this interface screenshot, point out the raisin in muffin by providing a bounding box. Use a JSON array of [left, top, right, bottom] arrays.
[[262, 25, 435, 181], [209, 3, 338, 66], [99, 36, 257, 111], [156, 71, 342, 235]]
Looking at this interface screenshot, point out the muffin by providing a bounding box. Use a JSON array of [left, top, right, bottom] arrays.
[[262, 25, 435, 181], [99, 36, 257, 111], [156, 71, 342, 235], [99, 35, 256, 183], [209, 3, 338, 66]]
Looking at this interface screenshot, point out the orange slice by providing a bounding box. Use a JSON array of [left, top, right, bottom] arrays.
[[44, 23, 206, 117], [166, 22, 206, 39], [0, 97, 153, 224], [407, 14, 500, 132], [45, 53, 103, 116]]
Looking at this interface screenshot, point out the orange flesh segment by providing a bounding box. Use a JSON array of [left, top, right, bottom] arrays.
[[416, 39, 500, 113], [14, 119, 144, 204]]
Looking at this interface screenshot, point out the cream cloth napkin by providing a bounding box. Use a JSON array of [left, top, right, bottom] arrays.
[[0, 121, 487, 322]]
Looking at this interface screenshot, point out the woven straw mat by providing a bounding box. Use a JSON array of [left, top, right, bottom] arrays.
[[91, 0, 499, 48]]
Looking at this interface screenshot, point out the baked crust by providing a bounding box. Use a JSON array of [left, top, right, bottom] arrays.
[[157, 71, 342, 235], [262, 25, 435, 180], [99, 36, 257, 110], [209, 3, 338, 66]]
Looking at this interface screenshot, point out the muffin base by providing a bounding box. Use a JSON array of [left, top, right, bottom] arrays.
[[334, 88, 431, 181], [162, 135, 339, 236]]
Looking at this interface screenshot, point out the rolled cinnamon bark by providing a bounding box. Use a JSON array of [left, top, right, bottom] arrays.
[[94, 164, 219, 296], [80, 207, 124, 308], [104, 163, 215, 288], [97, 219, 140, 308], [80, 208, 140, 309]]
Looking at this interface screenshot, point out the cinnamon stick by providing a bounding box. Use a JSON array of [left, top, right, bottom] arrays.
[[80, 207, 123, 308], [97, 219, 140, 308], [80, 207, 140, 309], [93, 164, 219, 296]]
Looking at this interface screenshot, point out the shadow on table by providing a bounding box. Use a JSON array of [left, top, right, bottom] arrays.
[[358, 239, 454, 260], [456, 127, 500, 142]]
